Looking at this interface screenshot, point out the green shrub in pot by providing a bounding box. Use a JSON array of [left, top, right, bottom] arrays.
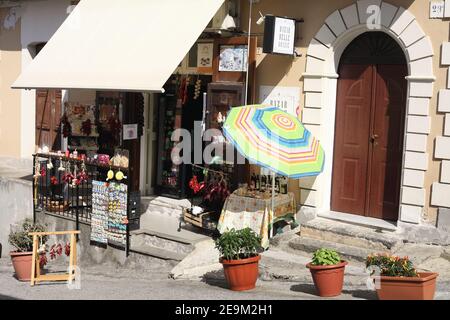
[[214, 228, 262, 291], [311, 248, 341, 266], [306, 248, 347, 297]]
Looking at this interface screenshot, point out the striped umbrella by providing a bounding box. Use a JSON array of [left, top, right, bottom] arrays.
[[222, 105, 325, 238], [222, 105, 325, 179]]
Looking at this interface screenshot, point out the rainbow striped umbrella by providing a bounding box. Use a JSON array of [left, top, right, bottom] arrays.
[[222, 105, 325, 179]]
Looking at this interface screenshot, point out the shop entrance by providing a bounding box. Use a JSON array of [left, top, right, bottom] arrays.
[[331, 32, 407, 221]]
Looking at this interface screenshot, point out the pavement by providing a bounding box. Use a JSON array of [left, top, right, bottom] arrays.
[[1, 249, 449, 300]]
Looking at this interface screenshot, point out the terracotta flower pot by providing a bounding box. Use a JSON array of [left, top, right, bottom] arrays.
[[307, 261, 348, 297], [220, 255, 260, 291], [375, 272, 438, 300], [10, 251, 45, 282]]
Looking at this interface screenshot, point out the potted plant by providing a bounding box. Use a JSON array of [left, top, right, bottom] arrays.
[[366, 253, 438, 300], [215, 228, 262, 291], [306, 248, 348, 297], [8, 219, 48, 281]]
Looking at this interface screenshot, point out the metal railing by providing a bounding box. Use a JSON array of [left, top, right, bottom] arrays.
[[32, 153, 131, 255]]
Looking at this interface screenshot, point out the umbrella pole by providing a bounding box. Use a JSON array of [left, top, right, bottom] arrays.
[[270, 171, 275, 238]]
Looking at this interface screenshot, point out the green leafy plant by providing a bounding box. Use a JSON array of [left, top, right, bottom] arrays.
[[215, 228, 262, 261], [8, 219, 48, 252], [366, 253, 418, 277], [311, 248, 342, 266]]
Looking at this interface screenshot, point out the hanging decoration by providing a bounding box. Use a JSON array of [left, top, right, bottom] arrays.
[[61, 113, 72, 138], [50, 176, 58, 186], [77, 160, 88, 184], [62, 162, 74, 184], [81, 118, 92, 136], [47, 159, 54, 170], [189, 175, 205, 194], [58, 158, 65, 172], [40, 166, 46, 178], [194, 78, 202, 100]]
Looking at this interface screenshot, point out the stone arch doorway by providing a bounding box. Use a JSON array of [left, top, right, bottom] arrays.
[[301, 2, 435, 225], [331, 32, 407, 221]]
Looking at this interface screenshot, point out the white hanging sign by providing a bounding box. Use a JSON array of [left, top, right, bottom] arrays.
[[430, 1, 445, 18], [259, 86, 300, 117]]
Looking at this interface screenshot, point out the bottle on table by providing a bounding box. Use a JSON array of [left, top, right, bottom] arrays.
[[255, 174, 261, 191], [275, 176, 280, 193], [266, 175, 272, 191], [260, 175, 266, 192], [250, 173, 257, 190], [280, 176, 288, 194]]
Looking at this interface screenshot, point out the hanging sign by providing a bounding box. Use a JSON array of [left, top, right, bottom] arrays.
[[259, 86, 300, 117], [430, 1, 445, 18], [263, 15, 296, 55], [123, 124, 138, 140]]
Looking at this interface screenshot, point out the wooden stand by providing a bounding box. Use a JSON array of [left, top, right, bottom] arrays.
[[29, 230, 80, 286]]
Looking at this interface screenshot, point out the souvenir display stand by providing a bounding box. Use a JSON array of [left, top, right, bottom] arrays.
[[29, 230, 80, 286]]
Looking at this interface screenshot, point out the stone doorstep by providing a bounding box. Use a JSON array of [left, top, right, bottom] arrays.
[[300, 217, 402, 251], [317, 211, 397, 231]]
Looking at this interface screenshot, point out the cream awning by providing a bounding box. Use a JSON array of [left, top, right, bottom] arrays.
[[13, 0, 224, 92]]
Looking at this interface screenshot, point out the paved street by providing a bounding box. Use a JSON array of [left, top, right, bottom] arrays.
[[1, 257, 449, 300]]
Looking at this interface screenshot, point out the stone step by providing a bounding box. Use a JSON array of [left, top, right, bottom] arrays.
[[259, 249, 368, 285], [141, 196, 191, 219], [130, 230, 196, 262], [288, 236, 384, 263], [300, 217, 402, 252], [130, 244, 188, 261]]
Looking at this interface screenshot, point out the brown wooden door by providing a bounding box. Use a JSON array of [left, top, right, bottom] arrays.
[[35, 89, 62, 151], [331, 64, 373, 216], [367, 64, 407, 220], [331, 64, 406, 220]]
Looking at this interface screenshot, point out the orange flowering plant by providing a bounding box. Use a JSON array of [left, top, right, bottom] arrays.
[[366, 253, 418, 277]]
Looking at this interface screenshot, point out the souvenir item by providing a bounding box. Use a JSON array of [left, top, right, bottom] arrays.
[[194, 78, 202, 100], [115, 170, 127, 181], [97, 154, 110, 165], [107, 169, 114, 181], [40, 166, 46, 177], [77, 160, 88, 184], [62, 161, 74, 184], [91, 180, 109, 244], [33, 158, 41, 178], [106, 182, 128, 245], [47, 159, 54, 169], [58, 158, 65, 172]]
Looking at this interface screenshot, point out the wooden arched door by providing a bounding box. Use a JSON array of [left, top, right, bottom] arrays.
[[331, 32, 407, 221]]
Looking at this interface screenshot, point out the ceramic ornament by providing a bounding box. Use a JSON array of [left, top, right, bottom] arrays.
[[58, 158, 66, 172]]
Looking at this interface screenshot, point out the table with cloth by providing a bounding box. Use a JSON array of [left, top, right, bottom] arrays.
[[217, 191, 296, 249]]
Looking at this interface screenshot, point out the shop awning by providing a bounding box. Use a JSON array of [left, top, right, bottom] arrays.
[[13, 0, 224, 92]]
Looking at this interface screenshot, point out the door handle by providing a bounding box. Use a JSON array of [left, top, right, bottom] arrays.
[[370, 134, 379, 145]]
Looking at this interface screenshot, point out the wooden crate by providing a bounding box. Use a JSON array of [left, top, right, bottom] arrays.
[[183, 208, 217, 231]]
